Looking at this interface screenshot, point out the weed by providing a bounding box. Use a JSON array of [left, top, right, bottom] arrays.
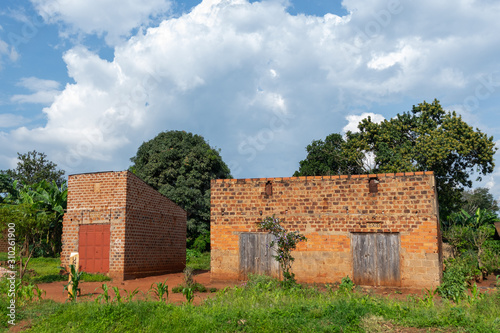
[[419, 288, 437, 307], [467, 283, 485, 304], [337, 276, 355, 294], [173, 282, 207, 293]]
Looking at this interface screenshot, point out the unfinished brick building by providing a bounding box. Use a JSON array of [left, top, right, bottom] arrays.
[[61, 171, 187, 280], [211, 172, 442, 288]]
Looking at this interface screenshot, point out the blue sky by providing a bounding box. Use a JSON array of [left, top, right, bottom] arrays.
[[1, 0, 500, 200]]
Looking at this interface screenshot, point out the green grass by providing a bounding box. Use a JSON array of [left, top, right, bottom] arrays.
[[7, 274, 500, 332], [0, 253, 111, 284], [186, 250, 210, 271]]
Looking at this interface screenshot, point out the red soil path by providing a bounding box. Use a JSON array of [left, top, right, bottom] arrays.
[[37, 270, 239, 305], [37, 271, 498, 304]]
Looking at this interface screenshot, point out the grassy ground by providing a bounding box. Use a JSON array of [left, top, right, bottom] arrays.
[[0, 253, 111, 284], [0, 250, 209, 284], [3, 274, 499, 332], [186, 250, 210, 271]]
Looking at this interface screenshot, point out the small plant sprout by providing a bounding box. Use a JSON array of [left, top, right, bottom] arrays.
[[124, 288, 141, 302], [95, 284, 111, 304], [149, 280, 169, 302], [182, 287, 194, 304], [112, 286, 123, 303], [64, 264, 84, 302], [258, 215, 307, 286]]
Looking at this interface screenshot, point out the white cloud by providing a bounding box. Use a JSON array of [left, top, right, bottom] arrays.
[[2, 0, 500, 182], [367, 44, 419, 70], [343, 113, 385, 134], [0, 114, 28, 128], [31, 0, 172, 45], [16, 77, 60, 91], [11, 77, 61, 104], [0, 38, 18, 70]]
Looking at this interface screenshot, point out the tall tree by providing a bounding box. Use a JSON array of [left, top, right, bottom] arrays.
[[2, 150, 65, 187], [294, 133, 364, 176], [461, 187, 499, 216], [130, 130, 232, 239], [0, 174, 17, 203], [345, 99, 496, 218]]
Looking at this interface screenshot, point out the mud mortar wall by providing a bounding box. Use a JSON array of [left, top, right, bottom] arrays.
[[211, 172, 442, 288]]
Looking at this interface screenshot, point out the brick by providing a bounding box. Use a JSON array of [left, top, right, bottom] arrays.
[[210, 172, 442, 287], [61, 171, 187, 281]]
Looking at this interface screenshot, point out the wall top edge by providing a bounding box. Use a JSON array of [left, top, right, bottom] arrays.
[[211, 171, 433, 184]]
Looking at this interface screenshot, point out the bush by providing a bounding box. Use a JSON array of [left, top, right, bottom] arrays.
[[438, 255, 478, 302], [192, 232, 210, 252], [482, 240, 500, 274]]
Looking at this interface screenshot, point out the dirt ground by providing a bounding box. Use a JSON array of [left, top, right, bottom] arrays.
[[37, 271, 499, 305], [37, 270, 239, 305]]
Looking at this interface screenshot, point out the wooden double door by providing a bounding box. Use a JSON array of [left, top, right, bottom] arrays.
[[351, 233, 401, 286]]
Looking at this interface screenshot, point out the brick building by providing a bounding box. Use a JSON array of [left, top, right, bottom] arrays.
[[211, 172, 442, 288], [61, 171, 187, 280]]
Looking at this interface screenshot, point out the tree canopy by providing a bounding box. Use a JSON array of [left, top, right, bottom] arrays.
[[345, 99, 496, 217], [461, 187, 499, 216], [0, 176, 67, 273], [293, 133, 363, 177], [296, 100, 496, 219], [130, 130, 232, 240], [2, 150, 65, 188]]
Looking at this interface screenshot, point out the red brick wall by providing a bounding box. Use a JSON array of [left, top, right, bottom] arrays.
[[211, 172, 442, 288], [61, 171, 186, 280], [0, 230, 8, 252], [123, 172, 186, 279]]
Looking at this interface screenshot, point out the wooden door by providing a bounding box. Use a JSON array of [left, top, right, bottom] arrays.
[[78, 224, 110, 273], [351, 233, 400, 286], [239, 233, 279, 279]]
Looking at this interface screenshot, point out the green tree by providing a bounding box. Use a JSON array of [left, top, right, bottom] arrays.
[[345, 99, 496, 218], [2, 150, 65, 188], [461, 187, 499, 216], [0, 203, 55, 278], [0, 179, 67, 257], [293, 133, 364, 176], [0, 174, 18, 203], [130, 130, 232, 240]]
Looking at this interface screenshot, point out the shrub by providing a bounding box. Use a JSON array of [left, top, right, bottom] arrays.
[[482, 240, 500, 274], [258, 215, 307, 286], [437, 257, 471, 302]]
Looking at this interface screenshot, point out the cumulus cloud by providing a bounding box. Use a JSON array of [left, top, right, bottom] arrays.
[[30, 0, 172, 45], [343, 113, 385, 134], [2, 0, 500, 183]]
